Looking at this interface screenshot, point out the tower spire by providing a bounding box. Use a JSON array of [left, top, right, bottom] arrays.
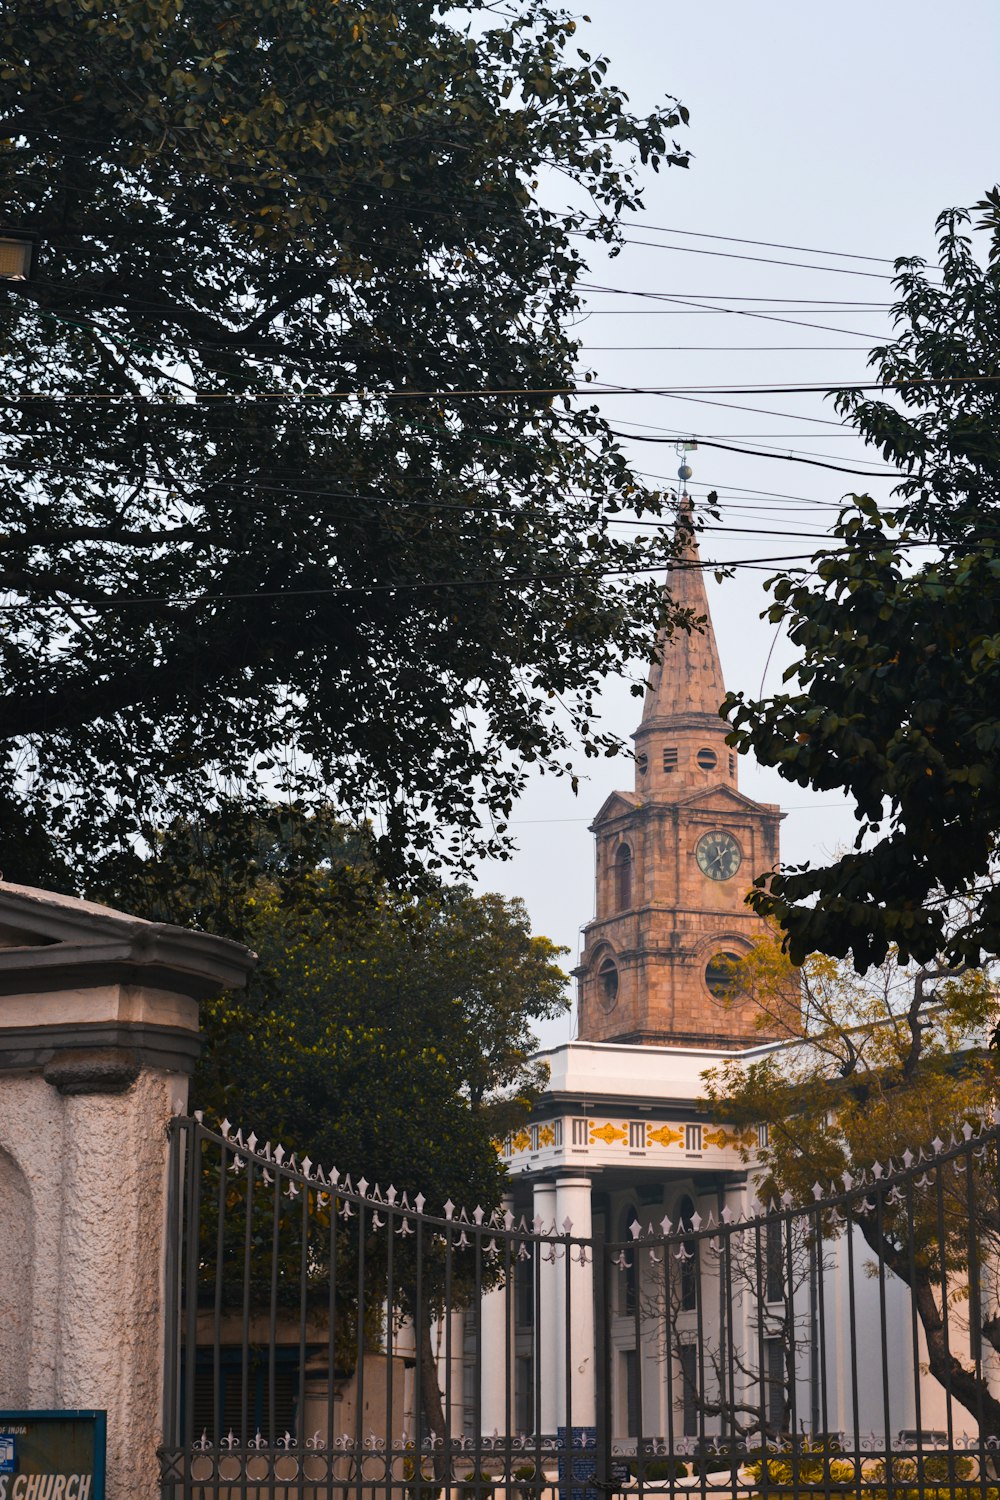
[[632, 455, 735, 794]]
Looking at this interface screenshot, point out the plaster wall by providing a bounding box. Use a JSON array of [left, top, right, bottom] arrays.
[[0, 1064, 187, 1500]]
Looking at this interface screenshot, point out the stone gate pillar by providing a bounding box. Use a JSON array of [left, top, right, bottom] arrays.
[[0, 880, 254, 1500]]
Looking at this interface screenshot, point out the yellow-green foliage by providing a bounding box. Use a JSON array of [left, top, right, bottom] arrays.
[[750, 1451, 981, 1497], [749, 1456, 854, 1488], [757, 1490, 994, 1500]]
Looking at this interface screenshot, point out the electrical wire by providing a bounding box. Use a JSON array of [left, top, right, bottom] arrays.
[[606, 415, 899, 467], [0, 547, 901, 613], [610, 430, 901, 479], [579, 284, 888, 339], [606, 219, 931, 268], [4, 373, 994, 404], [578, 232, 896, 280], [579, 345, 873, 352]]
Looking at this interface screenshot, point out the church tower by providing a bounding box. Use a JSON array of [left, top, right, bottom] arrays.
[[576, 480, 789, 1048]]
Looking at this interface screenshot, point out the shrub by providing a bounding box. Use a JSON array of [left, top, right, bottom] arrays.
[[513, 1464, 540, 1500], [628, 1459, 689, 1482], [459, 1469, 496, 1500], [922, 1456, 975, 1482]]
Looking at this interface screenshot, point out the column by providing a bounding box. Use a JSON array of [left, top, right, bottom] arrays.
[[480, 1193, 514, 1437], [554, 1176, 595, 1429], [534, 1180, 559, 1436]]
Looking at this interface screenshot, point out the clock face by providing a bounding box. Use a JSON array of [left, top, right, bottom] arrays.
[[695, 830, 742, 882]]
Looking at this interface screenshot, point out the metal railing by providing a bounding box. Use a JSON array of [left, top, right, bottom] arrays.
[[160, 1113, 1000, 1500]]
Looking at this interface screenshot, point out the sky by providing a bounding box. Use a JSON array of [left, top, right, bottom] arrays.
[[472, 0, 1000, 1047]]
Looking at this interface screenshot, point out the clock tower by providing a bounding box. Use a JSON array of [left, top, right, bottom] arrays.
[[576, 489, 793, 1048]]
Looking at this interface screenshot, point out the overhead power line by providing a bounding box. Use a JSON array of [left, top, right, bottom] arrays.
[[580, 345, 872, 352], [610, 219, 932, 268], [4, 373, 995, 405], [0, 545, 930, 614], [591, 233, 895, 280], [582, 296, 893, 305], [610, 430, 899, 479], [580, 284, 887, 339]]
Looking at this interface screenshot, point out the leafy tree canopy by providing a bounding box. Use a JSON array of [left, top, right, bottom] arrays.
[[0, 0, 692, 888], [725, 203, 1000, 969], [107, 809, 569, 1212], [705, 936, 1000, 1434]]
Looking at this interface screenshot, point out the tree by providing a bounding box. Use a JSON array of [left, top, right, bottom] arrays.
[[655, 1210, 823, 1444], [704, 937, 1000, 1439], [145, 834, 569, 1452], [0, 0, 693, 889], [724, 201, 1000, 971]]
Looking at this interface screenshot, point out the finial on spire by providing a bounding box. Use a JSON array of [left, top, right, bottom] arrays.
[[675, 438, 697, 500]]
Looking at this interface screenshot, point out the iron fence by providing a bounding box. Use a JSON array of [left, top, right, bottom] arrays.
[[160, 1113, 1000, 1500]]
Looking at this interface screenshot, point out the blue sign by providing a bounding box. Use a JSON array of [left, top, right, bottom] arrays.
[[0, 1413, 105, 1500]]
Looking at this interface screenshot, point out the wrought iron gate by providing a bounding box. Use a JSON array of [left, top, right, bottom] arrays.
[[160, 1114, 1000, 1499]]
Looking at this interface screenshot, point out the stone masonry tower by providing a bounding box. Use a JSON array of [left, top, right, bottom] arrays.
[[575, 490, 788, 1048]]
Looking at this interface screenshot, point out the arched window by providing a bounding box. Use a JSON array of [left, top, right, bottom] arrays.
[[677, 1195, 698, 1311], [614, 844, 633, 911], [598, 956, 619, 1010]]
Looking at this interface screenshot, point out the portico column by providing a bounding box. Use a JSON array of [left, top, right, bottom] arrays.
[[533, 1179, 559, 1436], [480, 1192, 515, 1437], [554, 1175, 595, 1430]]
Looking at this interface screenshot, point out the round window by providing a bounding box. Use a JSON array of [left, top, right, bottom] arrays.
[[697, 747, 718, 771], [636, 752, 649, 775], [598, 957, 619, 1010], [705, 951, 742, 1000]]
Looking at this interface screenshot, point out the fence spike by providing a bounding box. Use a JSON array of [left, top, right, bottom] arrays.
[[629, 1217, 642, 1239], [563, 1215, 574, 1234], [301, 1156, 312, 1179], [660, 1215, 673, 1235], [444, 1198, 455, 1220], [386, 1184, 396, 1204], [474, 1205, 485, 1225], [357, 1176, 369, 1198], [415, 1193, 425, 1213]]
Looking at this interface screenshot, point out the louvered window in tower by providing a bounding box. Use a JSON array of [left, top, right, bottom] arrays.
[[663, 747, 678, 772], [614, 844, 633, 910]]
